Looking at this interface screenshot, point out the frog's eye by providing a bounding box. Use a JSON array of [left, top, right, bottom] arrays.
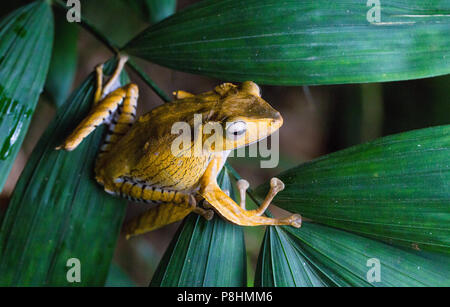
[[226, 121, 247, 138]]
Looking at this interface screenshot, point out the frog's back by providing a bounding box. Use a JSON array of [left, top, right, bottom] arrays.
[[96, 97, 218, 192], [129, 135, 213, 191]]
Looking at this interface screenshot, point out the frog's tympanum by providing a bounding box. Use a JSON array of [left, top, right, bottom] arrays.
[[57, 56, 302, 238]]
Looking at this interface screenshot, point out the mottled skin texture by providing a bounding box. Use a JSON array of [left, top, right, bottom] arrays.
[[57, 57, 302, 238]]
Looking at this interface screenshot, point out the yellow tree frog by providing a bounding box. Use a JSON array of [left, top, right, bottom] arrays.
[[57, 56, 302, 238]]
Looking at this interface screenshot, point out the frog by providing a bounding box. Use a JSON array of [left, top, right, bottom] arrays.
[[56, 56, 302, 238]]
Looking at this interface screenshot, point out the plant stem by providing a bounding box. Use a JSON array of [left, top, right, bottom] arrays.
[[127, 58, 171, 102], [52, 0, 118, 53]]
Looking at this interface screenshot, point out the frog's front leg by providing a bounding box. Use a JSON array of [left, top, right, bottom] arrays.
[[199, 157, 302, 227]]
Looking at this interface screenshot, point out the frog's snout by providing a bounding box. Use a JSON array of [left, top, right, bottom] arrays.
[[271, 111, 283, 129], [273, 111, 282, 121]]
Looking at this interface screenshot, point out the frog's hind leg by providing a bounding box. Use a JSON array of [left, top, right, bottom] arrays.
[[95, 84, 138, 160], [56, 56, 138, 152], [124, 195, 214, 239]]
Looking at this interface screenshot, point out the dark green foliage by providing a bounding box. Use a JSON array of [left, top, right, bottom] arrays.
[[45, 12, 78, 108], [255, 226, 330, 287], [255, 125, 450, 253], [124, 0, 450, 85], [0, 1, 53, 191], [0, 60, 127, 286]]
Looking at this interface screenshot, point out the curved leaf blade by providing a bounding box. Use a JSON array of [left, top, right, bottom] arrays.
[[284, 223, 450, 287], [0, 60, 127, 286], [255, 125, 450, 253], [0, 1, 53, 191], [45, 12, 78, 108], [124, 0, 450, 85], [150, 169, 247, 287], [255, 226, 330, 287]]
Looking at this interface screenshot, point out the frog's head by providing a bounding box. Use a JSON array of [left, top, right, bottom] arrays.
[[204, 81, 283, 152]]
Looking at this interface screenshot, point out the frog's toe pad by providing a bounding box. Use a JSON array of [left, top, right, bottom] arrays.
[[203, 209, 214, 221], [288, 214, 302, 228]]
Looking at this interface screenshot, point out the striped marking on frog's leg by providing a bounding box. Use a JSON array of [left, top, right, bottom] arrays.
[[56, 56, 131, 151], [56, 84, 138, 151], [104, 177, 214, 237], [96, 84, 138, 159], [106, 177, 189, 205]]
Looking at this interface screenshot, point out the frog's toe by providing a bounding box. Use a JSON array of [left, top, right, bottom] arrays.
[[203, 209, 214, 221], [202, 199, 213, 209], [193, 206, 214, 221]]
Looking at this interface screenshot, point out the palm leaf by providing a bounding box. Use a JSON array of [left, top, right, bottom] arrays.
[[255, 125, 450, 253], [124, 0, 450, 85], [0, 1, 53, 191], [45, 12, 78, 108], [282, 223, 450, 286], [255, 226, 330, 287]]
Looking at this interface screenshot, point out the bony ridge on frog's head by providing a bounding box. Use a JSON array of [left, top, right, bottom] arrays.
[[202, 81, 283, 152]]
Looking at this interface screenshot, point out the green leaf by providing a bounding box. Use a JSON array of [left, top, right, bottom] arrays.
[[0, 59, 127, 286], [124, 0, 450, 85], [255, 125, 450, 253], [255, 226, 330, 287], [144, 0, 177, 24], [81, 0, 147, 47], [284, 223, 450, 287], [45, 12, 78, 108], [0, 1, 53, 192], [150, 169, 247, 287]]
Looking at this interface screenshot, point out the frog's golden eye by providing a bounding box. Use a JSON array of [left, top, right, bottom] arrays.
[[226, 121, 247, 138]]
